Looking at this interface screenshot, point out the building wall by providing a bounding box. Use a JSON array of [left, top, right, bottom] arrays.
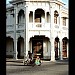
[[6, 0, 69, 60]]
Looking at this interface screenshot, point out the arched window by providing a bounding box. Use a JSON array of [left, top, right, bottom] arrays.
[[62, 17, 66, 26], [47, 12, 50, 23], [18, 10, 25, 24], [29, 11, 33, 22], [35, 9, 45, 23], [54, 10, 59, 24]]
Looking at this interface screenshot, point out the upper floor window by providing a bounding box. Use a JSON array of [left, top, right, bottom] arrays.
[[54, 10, 59, 24], [29, 11, 33, 23], [54, 16, 57, 24], [35, 9, 45, 23], [18, 9, 25, 24], [62, 17, 66, 26], [47, 12, 50, 23]]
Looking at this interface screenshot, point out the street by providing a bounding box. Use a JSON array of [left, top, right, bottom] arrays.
[[6, 60, 68, 75]]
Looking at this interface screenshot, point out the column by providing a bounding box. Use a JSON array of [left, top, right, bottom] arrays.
[[50, 6, 55, 61], [13, 7, 18, 60], [50, 7, 54, 29], [24, 8, 26, 60], [13, 38, 18, 59], [25, 6, 29, 56], [59, 6, 62, 30], [58, 42, 60, 58], [33, 11, 34, 27], [51, 37, 55, 61], [45, 11, 47, 23], [59, 38, 63, 60], [67, 42, 69, 58]]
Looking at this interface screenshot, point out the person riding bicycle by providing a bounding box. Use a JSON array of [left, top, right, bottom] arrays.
[[26, 51, 32, 63]]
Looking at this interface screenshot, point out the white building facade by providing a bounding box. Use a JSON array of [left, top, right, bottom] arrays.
[[6, 0, 69, 61]]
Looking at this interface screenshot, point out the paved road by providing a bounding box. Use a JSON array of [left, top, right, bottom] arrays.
[[6, 61, 68, 75]]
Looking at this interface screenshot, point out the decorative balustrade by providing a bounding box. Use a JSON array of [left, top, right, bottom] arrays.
[[54, 24, 68, 31], [16, 23, 25, 29], [62, 26, 68, 30], [54, 24, 59, 29], [35, 23, 42, 27], [7, 25, 14, 28], [6, 25, 14, 31], [6, 24, 25, 33], [28, 22, 50, 30], [16, 23, 25, 33], [6, 23, 68, 34]]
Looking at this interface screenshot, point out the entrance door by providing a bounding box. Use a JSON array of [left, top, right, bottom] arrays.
[[32, 40, 43, 58]]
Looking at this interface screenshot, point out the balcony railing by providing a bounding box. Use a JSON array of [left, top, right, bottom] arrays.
[[6, 25, 14, 31], [16, 23, 25, 30], [28, 22, 50, 30], [16, 23, 25, 33], [62, 26, 68, 30], [54, 24, 59, 29], [35, 23, 42, 27]]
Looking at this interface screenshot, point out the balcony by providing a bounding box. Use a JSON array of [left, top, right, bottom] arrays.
[[6, 23, 25, 33], [6, 23, 51, 33]]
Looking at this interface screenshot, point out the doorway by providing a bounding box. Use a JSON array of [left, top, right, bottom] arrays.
[[17, 39, 21, 59], [54, 37, 59, 60], [32, 39, 43, 58]]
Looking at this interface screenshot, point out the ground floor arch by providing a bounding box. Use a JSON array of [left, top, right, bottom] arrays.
[[29, 35, 50, 59], [62, 37, 68, 58], [17, 37, 24, 59], [6, 37, 14, 58], [54, 37, 60, 60]]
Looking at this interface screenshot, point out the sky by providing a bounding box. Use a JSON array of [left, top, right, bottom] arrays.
[[6, 0, 68, 7]]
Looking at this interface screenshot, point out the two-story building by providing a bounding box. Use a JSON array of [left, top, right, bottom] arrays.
[[6, 0, 69, 61]]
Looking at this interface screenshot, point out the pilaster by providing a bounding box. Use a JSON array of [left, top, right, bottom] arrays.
[[13, 38, 18, 59], [13, 7, 18, 60], [51, 37, 55, 61], [25, 5, 29, 56], [59, 6, 62, 30], [59, 38, 63, 60], [45, 11, 47, 23], [33, 10, 34, 25], [51, 6, 54, 29], [50, 6, 55, 61], [67, 42, 69, 58]]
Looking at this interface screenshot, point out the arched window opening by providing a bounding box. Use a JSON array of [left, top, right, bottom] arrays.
[[62, 37, 68, 58], [35, 9, 45, 23], [54, 37, 59, 60], [29, 11, 33, 22], [54, 10, 59, 24], [18, 10, 25, 24], [47, 12, 50, 23], [62, 17, 66, 26]]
